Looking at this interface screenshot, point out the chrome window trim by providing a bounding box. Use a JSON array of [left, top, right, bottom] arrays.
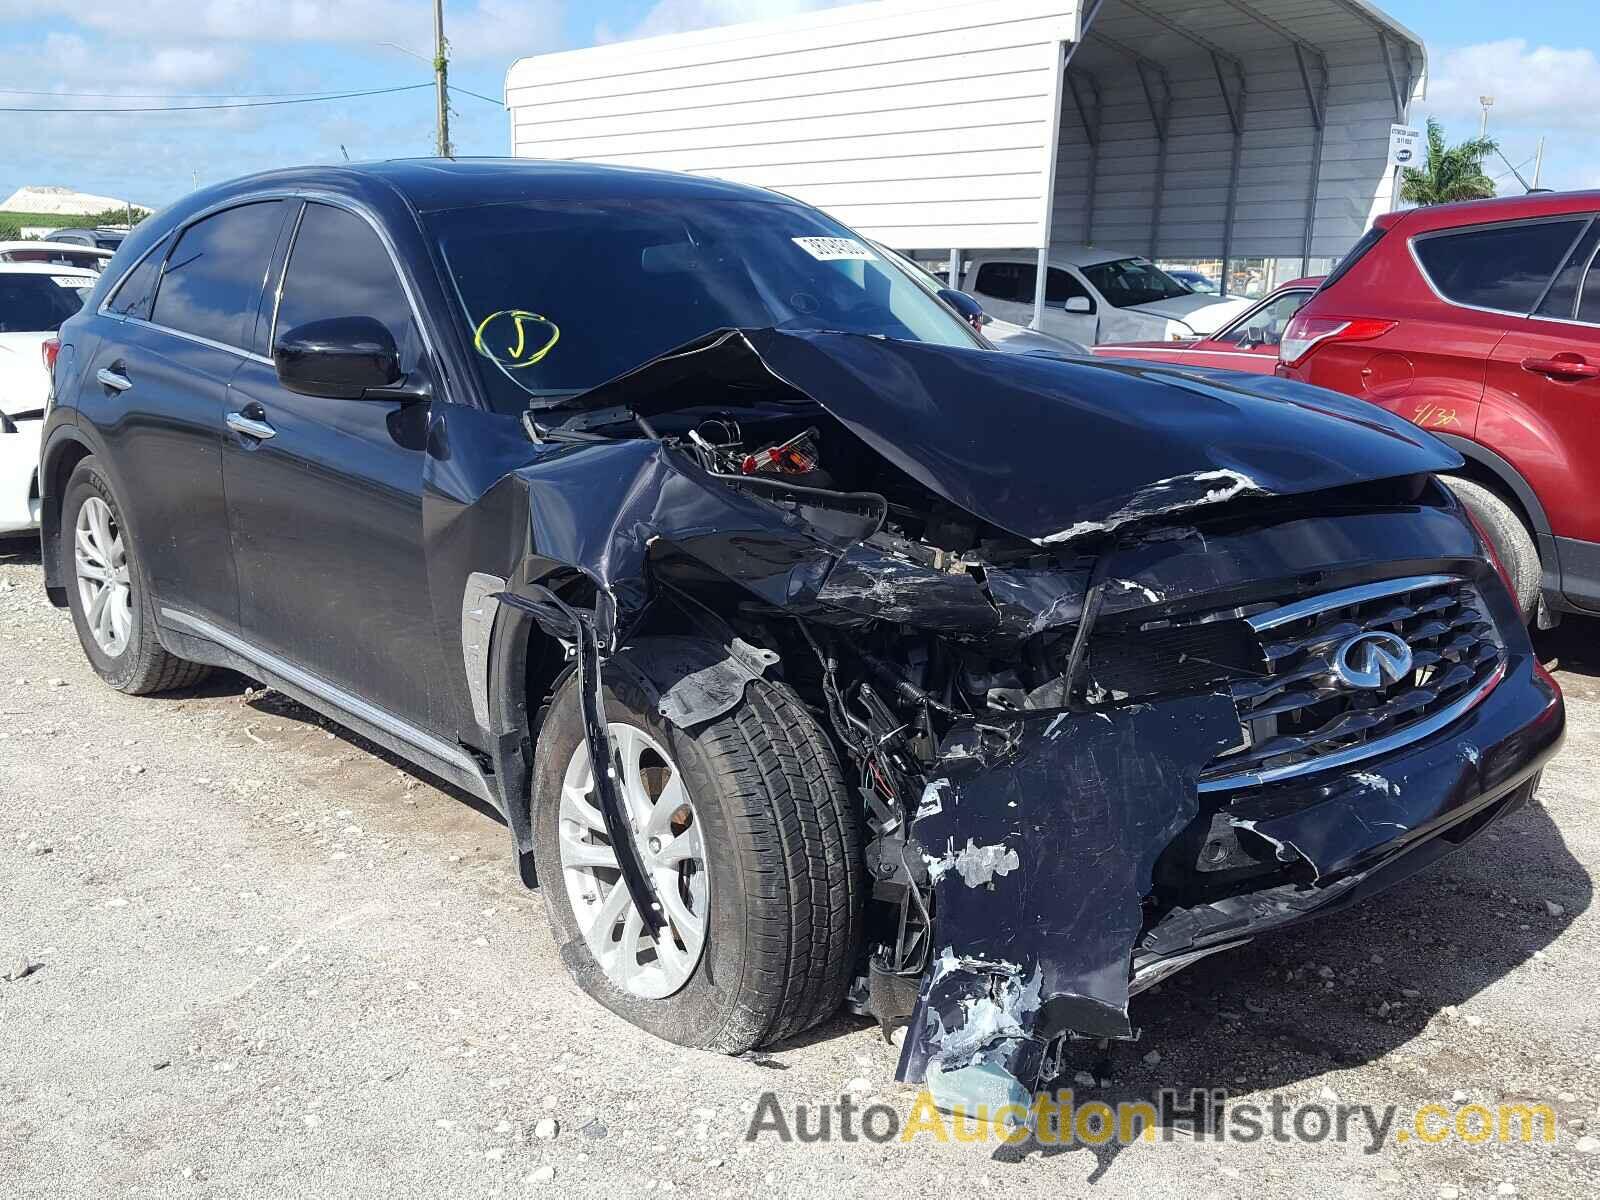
[[119, 315, 274, 366], [161, 606, 492, 800], [271, 191, 439, 364], [1245, 573, 1460, 632], [97, 187, 439, 372], [1198, 661, 1506, 793], [1406, 213, 1594, 322]]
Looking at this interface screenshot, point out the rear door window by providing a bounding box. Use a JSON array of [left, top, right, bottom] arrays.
[[106, 239, 170, 321], [151, 200, 286, 349], [1414, 219, 1587, 314], [973, 262, 1033, 303]]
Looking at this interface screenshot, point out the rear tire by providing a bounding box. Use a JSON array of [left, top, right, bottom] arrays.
[[1445, 477, 1540, 622], [531, 664, 863, 1053], [60, 456, 210, 695]]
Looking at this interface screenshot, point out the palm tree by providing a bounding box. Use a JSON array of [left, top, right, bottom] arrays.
[[1399, 118, 1498, 205]]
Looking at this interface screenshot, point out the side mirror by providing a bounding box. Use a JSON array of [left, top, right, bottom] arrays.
[[273, 316, 412, 400], [1243, 325, 1270, 348], [937, 287, 988, 329], [1063, 295, 1093, 314]]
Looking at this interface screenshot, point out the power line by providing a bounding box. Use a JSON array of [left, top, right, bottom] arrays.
[[0, 85, 402, 100], [0, 83, 434, 114], [0, 79, 502, 108]]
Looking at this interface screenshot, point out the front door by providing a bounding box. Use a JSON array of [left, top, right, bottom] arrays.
[[222, 200, 445, 732], [967, 260, 1100, 344]]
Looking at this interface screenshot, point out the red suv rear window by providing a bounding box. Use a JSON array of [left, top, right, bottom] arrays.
[[1412, 218, 1588, 314]]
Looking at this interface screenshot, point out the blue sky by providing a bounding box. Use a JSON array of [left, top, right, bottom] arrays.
[[1, 0, 1593, 209]]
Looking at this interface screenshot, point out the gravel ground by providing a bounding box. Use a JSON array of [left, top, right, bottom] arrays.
[[2, 533, 1598, 1199]]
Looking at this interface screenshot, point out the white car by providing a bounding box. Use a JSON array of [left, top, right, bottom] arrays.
[[962, 247, 1253, 345], [870, 242, 1089, 357], [0, 263, 96, 534], [0, 240, 115, 273]]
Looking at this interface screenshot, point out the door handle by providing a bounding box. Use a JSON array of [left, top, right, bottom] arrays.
[[1520, 355, 1600, 381], [226, 410, 276, 440], [96, 367, 132, 392]]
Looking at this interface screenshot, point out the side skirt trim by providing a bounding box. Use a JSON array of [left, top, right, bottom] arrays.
[[160, 606, 495, 803]]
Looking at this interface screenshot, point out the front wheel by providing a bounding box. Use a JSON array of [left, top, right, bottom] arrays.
[[530, 665, 863, 1053]]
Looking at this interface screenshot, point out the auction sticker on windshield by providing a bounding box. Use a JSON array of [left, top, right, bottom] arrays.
[[792, 237, 877, 262]]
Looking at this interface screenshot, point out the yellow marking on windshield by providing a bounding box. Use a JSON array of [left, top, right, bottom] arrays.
[[473, 310, 560, 369]]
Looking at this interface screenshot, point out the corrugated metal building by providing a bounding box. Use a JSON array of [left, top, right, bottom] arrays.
[[505, 0, 1424, 323]]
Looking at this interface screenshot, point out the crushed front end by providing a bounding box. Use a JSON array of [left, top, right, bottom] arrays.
[[477, 330, 1564, 1110]]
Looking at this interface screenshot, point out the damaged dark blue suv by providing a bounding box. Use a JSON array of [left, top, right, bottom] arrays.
[[39, 160, 1564, 1112]]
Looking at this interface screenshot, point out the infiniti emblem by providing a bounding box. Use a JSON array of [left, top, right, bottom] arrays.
[[1332, 631, 1414, 690]]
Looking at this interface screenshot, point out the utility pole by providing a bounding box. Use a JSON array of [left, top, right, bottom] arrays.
[[1532, 137, 1545, 189], [433, 0, 451, 158], [1478, 95, 1493, 139]]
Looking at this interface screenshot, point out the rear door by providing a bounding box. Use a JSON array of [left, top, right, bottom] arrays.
[[1482, 216, 1600, 547], [1406, 216, 1589, 437], [80, 200, 289, 632], [222, 200, 445, 732]]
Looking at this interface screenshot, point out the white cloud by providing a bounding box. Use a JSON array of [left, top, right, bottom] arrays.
[[1428, 39, 1600, 133], [0, 0, 562, 62], [597, 0, 850, 44], [30, 32, 248, 91], [1421, 39, 1600, 193]]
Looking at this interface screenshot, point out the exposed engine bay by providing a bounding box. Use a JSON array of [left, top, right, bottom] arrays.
[[487, 327, 1548, 1120]]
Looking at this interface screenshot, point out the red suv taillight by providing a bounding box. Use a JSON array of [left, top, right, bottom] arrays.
[[1278, 315, 1395, 368], [41, 337, 60, 373]]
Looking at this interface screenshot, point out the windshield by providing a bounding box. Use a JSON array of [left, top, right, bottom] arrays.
[[428, 198, 982, 410], [1080, 258, 1193, 308], [0, 273, 88, 333]]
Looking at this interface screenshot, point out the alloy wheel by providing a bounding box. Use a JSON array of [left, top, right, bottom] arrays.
[[559, 724, 709, 999], [74, 496, 133, 657]]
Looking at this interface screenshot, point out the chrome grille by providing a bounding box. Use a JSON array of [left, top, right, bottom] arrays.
[[1199, 574, 1505, 791]]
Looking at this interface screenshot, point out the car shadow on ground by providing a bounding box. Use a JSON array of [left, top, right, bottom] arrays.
[[0, 533, 42, 566]]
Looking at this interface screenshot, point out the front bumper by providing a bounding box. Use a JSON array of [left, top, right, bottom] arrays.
[[896, 651, 1564, 1106], [1135, 651, 1564, 979], [0, 418, 42, 535]]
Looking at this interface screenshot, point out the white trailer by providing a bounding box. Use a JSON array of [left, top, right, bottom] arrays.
[[506, 0, 1424, 328]]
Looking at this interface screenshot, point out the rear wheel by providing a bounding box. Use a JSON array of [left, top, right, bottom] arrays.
[[1445, 477, 1540, 622], [60, 456, 210, 694], [531, 665, 863, 1053]]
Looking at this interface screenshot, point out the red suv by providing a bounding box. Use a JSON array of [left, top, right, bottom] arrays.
[[1280, 192, 1600, 624]]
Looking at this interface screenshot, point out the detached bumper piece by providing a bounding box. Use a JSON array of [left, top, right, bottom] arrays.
[[899, 695, 1240, 1111], [889, 653, 1562, 1116]]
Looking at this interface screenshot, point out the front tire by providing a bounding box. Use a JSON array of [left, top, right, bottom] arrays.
[[60, 456, 210, 695], [531, 665, 863, 1053]]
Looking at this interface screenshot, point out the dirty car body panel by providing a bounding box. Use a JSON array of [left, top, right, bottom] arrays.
[[41, 161, 1565, 1108]]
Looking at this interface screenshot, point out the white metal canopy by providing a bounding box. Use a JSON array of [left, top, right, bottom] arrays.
[[505, 0, 1425, 319]]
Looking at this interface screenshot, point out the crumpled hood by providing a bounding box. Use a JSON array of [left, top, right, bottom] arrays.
[[609, 329, 1462, 546], [1125, 293, 1252, 333]]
